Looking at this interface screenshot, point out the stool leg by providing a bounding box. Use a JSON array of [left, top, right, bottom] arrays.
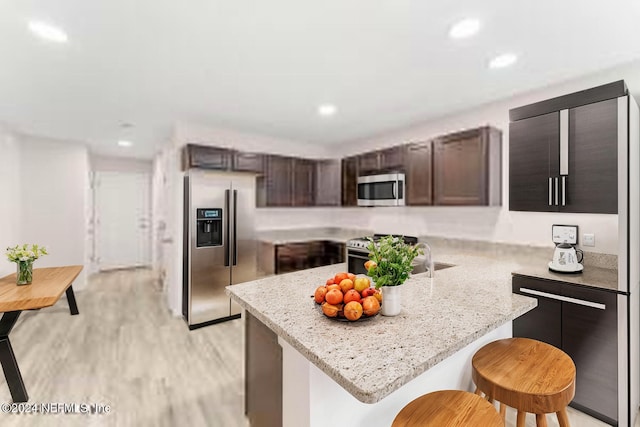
[[499, 403, 506, 421], [536, 413, 548, 427], [556, 408, 571, 427], [474, 386, 481, 396], [516, 411, 526, 427]]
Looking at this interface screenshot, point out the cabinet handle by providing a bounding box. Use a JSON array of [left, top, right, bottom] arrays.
[[519, 288, 606, 310], [554, 177, 559, 206], [560, 109, 569, 175], [561, 176, 566, 206], [548, 177, 553, 206]]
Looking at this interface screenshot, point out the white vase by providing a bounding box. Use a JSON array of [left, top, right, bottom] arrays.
[[381, 285, 401, 316]]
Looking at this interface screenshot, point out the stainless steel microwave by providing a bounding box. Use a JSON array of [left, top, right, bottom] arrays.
[[357, 173, 405, 206]]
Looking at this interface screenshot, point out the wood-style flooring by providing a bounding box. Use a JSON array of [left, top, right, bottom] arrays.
[[0, 268, 635, 426], [0, 269, 248, 427]]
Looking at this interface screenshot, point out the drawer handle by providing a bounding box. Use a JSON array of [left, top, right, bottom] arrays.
[[519, 288, 606, 310]]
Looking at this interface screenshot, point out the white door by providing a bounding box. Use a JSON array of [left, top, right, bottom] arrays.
[[95, 171, 151, 270]]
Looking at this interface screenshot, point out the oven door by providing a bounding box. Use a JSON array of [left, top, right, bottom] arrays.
[[357, 174, 405, 206], [347, 249, 370, 275]]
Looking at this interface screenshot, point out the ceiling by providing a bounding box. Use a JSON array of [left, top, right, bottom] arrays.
[[2, 1, 640, 159]]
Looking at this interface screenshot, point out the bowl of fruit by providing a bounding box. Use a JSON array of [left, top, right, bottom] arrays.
[[313, 272, 382, 321]]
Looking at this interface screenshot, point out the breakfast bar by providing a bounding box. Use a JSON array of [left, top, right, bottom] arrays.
[[227, 250, 539, 427]]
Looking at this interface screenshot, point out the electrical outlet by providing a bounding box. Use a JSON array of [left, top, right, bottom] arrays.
[[583, 233, 595, 247]]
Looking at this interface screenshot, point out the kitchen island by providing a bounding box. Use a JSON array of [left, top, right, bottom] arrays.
[[227, 249, 539, 427]]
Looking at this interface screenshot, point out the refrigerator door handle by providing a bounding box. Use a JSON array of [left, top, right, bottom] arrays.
[[224, 189, 230, 267], [233, 190, 238, 266]]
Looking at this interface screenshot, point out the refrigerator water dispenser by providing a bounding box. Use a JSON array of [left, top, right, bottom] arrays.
[[196, 208, 222, 247]]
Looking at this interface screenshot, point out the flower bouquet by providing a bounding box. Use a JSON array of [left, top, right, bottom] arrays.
[[6, 244, 48, 285]]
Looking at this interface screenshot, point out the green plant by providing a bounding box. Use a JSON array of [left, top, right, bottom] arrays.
[[366, 236, 423, 288]]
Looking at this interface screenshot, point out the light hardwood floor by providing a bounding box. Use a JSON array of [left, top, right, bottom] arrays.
[[0, 269, 635, 426]]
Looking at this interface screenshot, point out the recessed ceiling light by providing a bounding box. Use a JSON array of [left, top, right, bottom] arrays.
[[449, 18, 481, 39], [489, 53, 518, 69], [28, 20, 68, 43], [117, 140, 133, 147], [318, 104, 337, 117]]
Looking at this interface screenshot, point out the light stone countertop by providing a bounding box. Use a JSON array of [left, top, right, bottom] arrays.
[[256, 227, 372, 245], [227, 249, 538, 404]]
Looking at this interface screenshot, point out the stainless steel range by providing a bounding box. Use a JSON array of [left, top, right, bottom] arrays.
[[346, 234, 418, 275]]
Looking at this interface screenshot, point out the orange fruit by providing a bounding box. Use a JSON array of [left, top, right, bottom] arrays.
[[334, 272, 348, 283], [364, 260, 377, 271], [347, 273, 356, 281], [321, 303, 339, 318], [344, 301, 363, 321], [326, 278, 335, 286], [362, 296, 380, 316], [325, 289, 343, 305], [373, 289, 382, 303], [343, 289, 361, 304], [314, 286, 327, 304], [339, 279, 354, 293], [327, 284, 341, 292]]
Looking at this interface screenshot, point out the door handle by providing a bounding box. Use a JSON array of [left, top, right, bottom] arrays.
[[391, 182, 396, 199], [224, 189, 230, 267], [233, 190, 238, 266], [561, 176, 566, 206], [519, 288, 606, 310], [548, 177, 553, 206], [554, 177, 559, 206]]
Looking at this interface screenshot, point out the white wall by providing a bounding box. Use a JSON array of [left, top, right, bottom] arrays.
[[19, 135, 90, 288], [0, 126, 21, 277]]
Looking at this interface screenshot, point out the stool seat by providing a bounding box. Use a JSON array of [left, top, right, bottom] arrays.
[[392, 390, 504, 427], [472, 337, 576, 427]]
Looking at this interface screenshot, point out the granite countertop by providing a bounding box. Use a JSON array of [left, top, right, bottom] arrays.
[[227, 250, 538, 404], [256, 227, 373, 245]]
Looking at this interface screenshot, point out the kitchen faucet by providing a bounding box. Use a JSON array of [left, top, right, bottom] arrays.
[[416, 242, 434, 278]]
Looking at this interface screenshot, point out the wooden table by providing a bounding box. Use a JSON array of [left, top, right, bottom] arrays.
[[0, 265, 82, 402]]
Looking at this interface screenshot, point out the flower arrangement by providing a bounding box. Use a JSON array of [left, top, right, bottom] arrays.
[[6, 244, 48, 285], [366, 235, 423, 289]]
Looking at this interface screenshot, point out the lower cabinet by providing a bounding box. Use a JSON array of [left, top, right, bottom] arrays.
[[258, 241, 345, 275], [512, 276, 618, 425]]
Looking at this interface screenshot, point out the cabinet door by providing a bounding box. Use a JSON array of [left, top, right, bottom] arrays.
[[233, 152, 265, 173], [379, 146, 404, 171], [358, 151, 380, 175], [405, 142, 433, 205], [512, 276, 562, 349], [565, 98, 618, 214], [341, 157, 358, 206], [265, 155, 293, 207], [183, 144, 231, 170], [315, 160, 341, 206], [509, 112, 559, 212], [562, 285, 618, 423], [292, 159, 315, 207], [433, 131, 488, 205]]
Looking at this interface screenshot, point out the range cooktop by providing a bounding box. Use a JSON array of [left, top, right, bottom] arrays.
[[346, 234, 418, 250]]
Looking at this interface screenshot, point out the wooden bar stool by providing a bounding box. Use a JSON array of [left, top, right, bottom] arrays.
[[472, 337, 576, 427], [392, 390, 504, 427]]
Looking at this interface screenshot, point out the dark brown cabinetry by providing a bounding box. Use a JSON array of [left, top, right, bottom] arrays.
[[405, 142, 433, 205], [263, 155, 294, 207], [274, 241, 345, 274], [509, 81, 625, 214], [357, 146, 404, 175], [432, 127, 502, 206], [512, 275, 619, 425], [341, 156, 358, 206], [291, 159, 315, 207], [182, 144, 231, 170], [315, 160, 341, 206], [233, 152, 265, 173]]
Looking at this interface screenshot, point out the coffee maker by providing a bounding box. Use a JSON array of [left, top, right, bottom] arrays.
[[549, 225, 584, 273]]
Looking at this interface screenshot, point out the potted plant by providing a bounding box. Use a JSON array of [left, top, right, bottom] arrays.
[[6, 244, 48, 285], [366, 235, 423, 316]]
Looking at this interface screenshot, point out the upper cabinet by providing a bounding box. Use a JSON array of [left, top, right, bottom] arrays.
[[291, 158, 316, 207], [509, 81, 626, 214], [233, 152, 265, 174], [341, 157, 358, 206], [433, 127, 502, 206], [405, 142, 433, 205], [357, 146, 404, 175], [182, 144, 232, 170]]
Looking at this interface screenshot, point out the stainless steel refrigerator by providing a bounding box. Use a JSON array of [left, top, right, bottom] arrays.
[[182, 170, 259, 329]]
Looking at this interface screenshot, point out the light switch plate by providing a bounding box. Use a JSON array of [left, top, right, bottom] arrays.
[[552, 224, 578, 245], [583, 233, 595, 247]]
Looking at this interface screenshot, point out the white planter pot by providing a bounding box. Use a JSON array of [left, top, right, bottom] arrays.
[[381, 285, 401, 316]]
